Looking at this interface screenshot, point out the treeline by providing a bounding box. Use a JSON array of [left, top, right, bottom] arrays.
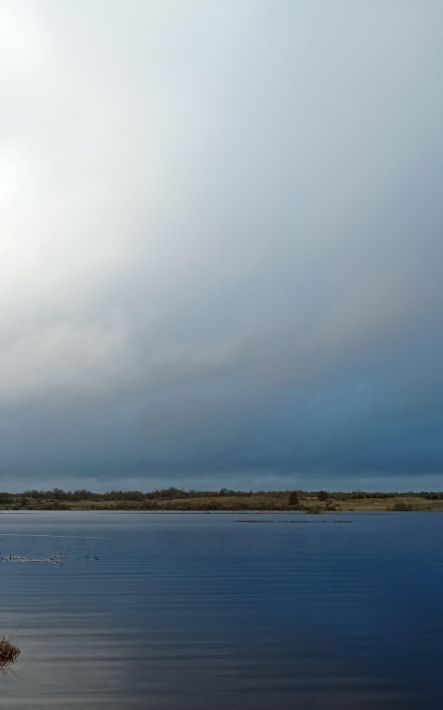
[[1, 487, 265, 502], [1, 488, 443, 504]]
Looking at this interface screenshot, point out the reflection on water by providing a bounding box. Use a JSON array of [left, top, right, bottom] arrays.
[[1, 511, 443, 708]]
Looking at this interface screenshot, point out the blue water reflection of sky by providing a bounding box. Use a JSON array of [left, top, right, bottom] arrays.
[[1, 512, 443, 708]]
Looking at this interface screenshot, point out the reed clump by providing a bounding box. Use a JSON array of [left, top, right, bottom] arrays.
[[0, 636, 20, 669]]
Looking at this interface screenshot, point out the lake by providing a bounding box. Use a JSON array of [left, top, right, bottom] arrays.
[[1, 511, 443, 709]]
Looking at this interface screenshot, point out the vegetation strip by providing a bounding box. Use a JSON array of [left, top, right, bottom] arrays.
[[0, 489, 442, 512]]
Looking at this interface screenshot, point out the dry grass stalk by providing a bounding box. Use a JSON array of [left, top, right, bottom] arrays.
[[0, 636, 20, 669]]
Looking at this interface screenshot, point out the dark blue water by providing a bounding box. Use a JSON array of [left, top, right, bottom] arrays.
[[1, 511, 443, 709]]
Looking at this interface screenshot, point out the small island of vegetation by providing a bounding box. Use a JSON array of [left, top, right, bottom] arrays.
[[0, 636, 20, 671]]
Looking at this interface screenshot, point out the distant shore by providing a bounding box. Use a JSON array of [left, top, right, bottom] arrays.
[[1, 489, 443, 513]]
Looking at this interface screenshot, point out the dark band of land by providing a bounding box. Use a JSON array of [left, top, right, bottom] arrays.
[[1, 489, 443, 512]]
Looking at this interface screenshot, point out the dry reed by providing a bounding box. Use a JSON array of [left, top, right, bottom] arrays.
[[0, 636, 20, 669]]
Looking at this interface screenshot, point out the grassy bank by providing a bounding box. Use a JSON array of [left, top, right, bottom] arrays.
[[1, 489, 443, 512]]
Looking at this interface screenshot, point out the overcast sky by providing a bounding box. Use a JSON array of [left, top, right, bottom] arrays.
[[1, 0, 442, 491]]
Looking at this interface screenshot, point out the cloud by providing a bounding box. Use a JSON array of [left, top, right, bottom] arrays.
[[0, 0, 442, 489]]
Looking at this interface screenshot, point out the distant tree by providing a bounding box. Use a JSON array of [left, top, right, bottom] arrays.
[[288, 491, 300, 507], [317, 490, 329, 501]]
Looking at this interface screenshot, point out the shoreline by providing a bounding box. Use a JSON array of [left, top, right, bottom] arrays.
[[1, 490, 443, 513]]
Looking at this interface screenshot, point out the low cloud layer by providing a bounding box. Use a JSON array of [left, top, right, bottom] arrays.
[[1, 1, 442, 490]]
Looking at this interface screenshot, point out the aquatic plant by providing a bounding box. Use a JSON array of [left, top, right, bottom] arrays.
[[0, 636, 20, 670]]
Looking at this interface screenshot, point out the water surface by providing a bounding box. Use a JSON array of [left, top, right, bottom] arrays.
[[1, 511, 442, 708]]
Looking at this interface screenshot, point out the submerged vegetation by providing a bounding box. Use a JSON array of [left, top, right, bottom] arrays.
[[0, 636, 20, 671], [0, 488, 442, 512]]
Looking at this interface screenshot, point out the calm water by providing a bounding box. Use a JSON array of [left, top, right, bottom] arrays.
[[1, 511, 443, 709]]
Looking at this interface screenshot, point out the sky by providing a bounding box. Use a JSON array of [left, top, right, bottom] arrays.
[[1, 0, 442, 492]]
